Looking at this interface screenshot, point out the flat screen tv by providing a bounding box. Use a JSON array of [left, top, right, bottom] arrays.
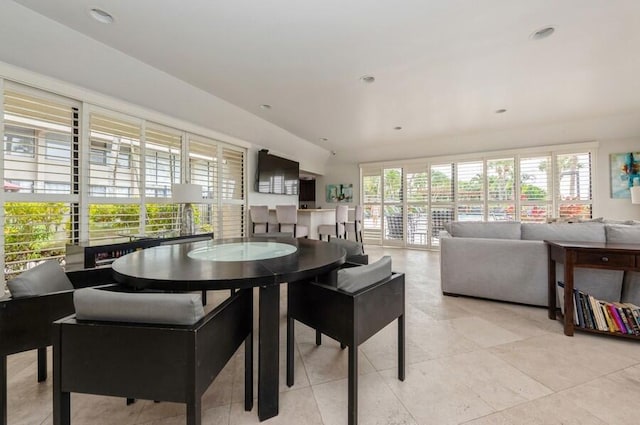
[[255, 151, 299, 195]]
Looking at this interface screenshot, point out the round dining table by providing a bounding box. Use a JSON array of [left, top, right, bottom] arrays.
[[111, 236, 345, 421]]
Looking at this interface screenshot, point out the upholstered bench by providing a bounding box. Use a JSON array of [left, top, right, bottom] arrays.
[[0, 261, 114, 425]]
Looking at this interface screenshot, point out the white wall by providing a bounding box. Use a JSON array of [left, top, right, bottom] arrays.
[[594, 138, 640, 220], [315, 161, 361, 208]]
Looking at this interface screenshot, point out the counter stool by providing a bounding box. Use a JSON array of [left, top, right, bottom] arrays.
[[318, 205, 348, 241], [275, 205, 308, 238], [345, 205, 364, 247], [250, 205, 270, 235]]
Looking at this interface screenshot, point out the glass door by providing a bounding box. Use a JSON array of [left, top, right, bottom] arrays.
[[382, 168, 403, 246]]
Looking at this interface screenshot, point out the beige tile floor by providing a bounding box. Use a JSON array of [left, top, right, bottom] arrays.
[[6, 247, 640, 425]]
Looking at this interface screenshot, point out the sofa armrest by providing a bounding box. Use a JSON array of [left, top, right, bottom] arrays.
[[441, 236, 549, 306]]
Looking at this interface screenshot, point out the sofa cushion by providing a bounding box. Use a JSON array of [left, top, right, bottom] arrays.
[[337, 256, 392, 293], [605, 224, 640, 243], [606, 224, 640, 305], [6, 260, 73, 298], [74, 288, 205, 325], [448, 222, 521, 239], [521, 223, 605, 242]]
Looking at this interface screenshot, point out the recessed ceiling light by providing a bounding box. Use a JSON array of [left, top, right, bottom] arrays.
[[394, 126, 403, 130], [89, 8, 114, 24], [260, 104, 272, 110], [495, 109, 507, 114], [530, 26, 555, 40], [359, 75, 376, 84], [319, 137, 328, 142]]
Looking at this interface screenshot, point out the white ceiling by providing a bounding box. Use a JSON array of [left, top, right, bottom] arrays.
[[12, 0, 640, 163]]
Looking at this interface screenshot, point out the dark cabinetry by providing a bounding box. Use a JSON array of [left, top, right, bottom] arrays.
[[299, 179, 316, 202], [65, 233, 213, 270]]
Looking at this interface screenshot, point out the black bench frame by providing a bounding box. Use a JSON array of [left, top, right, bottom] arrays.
[[0, 267, 114, 425], [53, 287, 253, 425]]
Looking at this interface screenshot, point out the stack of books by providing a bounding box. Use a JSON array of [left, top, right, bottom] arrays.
[[557, 282, 640, 335]]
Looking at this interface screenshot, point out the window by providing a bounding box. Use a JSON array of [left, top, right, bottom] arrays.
[[89, 113, 141, 198], [44, 181, 71, 194], [360, 145, 594, 248], [456, 161, 484, 221], [4, 125, 35, 157], [487, 158, 515, 221], [189, 135, 246, 238], [520, 155, 551, 223], [145, 124, 181, 199], [556, 152, 592, 220], [44, 132, 71, 161], [90, 140, 108, 165]]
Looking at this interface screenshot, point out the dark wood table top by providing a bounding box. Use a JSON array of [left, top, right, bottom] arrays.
[[545, 240, 640, 251], [111, 237, 346, 291]]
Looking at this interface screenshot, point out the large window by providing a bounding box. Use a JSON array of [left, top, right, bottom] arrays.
[[361, 147, 594, 248], [2, 86, 79, 279], [1, 81, 247, 280]]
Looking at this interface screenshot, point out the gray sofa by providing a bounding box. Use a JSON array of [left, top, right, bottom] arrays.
[[440, 221, 640, 306]]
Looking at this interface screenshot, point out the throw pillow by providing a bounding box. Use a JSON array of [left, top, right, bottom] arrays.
[[6, 260, 73, 298], [337, 256, 392, 293]]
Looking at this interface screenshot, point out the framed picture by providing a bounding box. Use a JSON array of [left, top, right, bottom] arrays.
[[610, 152, 640, 198], [326, 183, 353, 203]]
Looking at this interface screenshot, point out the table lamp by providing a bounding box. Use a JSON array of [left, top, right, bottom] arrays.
[[631, 186, 640, 205], [171, 183, 203, 235]]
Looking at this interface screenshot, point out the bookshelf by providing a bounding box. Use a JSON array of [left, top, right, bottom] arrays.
[[546, 240, 640, 340]]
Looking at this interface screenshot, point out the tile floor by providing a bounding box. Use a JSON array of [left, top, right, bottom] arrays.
[[6, 247, 640, 425]]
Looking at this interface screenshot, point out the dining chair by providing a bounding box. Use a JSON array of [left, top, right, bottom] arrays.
[[53, 287, 253, 425], [0, 262, 114, 425], [318, 205, 348, 241], [250, 205, 270, 235], [328, 238, 368, 265], [286, 256, 405, 425], [345, 205, 364, 247], [275, 205, 309, 238]]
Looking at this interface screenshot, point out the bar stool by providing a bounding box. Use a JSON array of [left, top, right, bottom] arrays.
[[250, 205, 270, 235], [345, 205, 364, 246], [318, 205, 348, 241], [275, 205, 309, 238]]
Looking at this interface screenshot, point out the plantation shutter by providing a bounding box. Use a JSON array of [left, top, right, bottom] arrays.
[[88, 113, 142, 240], [520, 155, 552, 222], [220, 146, 245, 238], [2, 85, 79, 279], [144, 123, 182, 233], [556, 152, 592, 220]]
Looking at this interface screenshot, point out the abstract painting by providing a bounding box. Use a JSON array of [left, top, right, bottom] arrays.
[[326, 183, 353, 203], [610, 152, 640, 198]]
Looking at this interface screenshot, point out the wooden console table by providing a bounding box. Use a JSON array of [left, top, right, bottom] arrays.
[[546, 240, 640, 338]]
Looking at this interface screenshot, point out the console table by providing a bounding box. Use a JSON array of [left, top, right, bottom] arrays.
[[546, 240, 640, 338]]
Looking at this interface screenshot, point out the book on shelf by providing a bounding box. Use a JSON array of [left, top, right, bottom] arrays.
[[556, 282, 640, 336]]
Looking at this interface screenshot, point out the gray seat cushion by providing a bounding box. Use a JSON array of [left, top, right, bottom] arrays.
[[448, 222, 521, 239], [521, 223, 606, 242], [6, 260, 73, 298], [329, 238, 363, 257], [337, 256, 392, 293], [74, 288, 205, 325]]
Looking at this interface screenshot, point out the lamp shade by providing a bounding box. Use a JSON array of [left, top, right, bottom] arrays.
[[631, 186, 640, 205], [171, 184, 203, 203]]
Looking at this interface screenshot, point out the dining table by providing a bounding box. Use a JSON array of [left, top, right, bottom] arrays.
[[111, 236, 345, 421]]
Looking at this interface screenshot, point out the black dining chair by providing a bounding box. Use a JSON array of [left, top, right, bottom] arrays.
[[286, 256, 405, 425], [53, 287, 253, 425], [0, 262, 114, 425]]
